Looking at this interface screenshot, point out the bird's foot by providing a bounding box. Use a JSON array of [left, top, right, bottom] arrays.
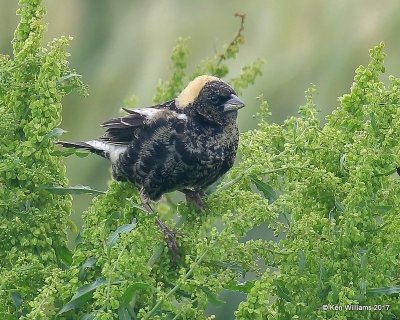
[[139, 189, 154, 213], [184, 189, 205, 211], [139, 188, 180, 264], [156, 218, 180, 264]]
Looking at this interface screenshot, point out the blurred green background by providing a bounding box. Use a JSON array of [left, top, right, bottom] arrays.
[[2, 1, 400, 317]]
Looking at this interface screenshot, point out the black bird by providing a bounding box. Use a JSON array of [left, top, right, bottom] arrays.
[[58, 75, 245, 256]]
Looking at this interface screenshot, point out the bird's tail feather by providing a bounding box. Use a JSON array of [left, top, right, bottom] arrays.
[[56, 141, 107, 158]]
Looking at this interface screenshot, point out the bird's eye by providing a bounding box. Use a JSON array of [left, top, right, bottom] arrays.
[[210, 95, 220, 105]]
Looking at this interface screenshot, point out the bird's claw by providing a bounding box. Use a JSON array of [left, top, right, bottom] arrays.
[[184, 189, 205, 211], [140, 189, 181, 264], [156, 218, 180, 264]]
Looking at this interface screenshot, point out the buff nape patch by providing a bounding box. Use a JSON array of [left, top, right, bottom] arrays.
[[175, 75, 220, 108]]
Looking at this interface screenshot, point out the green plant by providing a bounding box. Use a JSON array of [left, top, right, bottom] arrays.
[[0, 0, 86, 318], [234, 43, 400, 319], [1, 1, 400, 320]]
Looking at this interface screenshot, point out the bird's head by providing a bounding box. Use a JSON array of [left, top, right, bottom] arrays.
[[175, 75, 245, 125]]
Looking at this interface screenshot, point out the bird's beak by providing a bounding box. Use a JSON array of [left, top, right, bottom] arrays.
[[223, 94, 245, 112]]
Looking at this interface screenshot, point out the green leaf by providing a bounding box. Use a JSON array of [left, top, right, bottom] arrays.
[[374, 205, 392, 214], [319, 264, 328, 282], [375, 168, 397, 177], [130, 202, 148, 213], [366, 286, 400, 296], [359, 280, 366, 298], [81, 313, 95, 320], [225, 280, 256, 293], [118, 283, 151, 320], [370, 112, 377, 131], [78, 257, 97, 281], [120, 282, 152, 306], [339, 153, 346, 172], [358, 249, 368, 270], [298, 250, 306, 273], [198, 286, 225, 305], [275, 282, 292, 302], [10, 291, 23, 309], [58, 73, 85, 95], [58, 72, 81, 83], [54, 244, 73, 267], [39, 128, 67, 146], [45, 127, 67, 139], [105, 211, 122, 227], [126, 198, 148, 213], [118, 307, 132, 320], [75, 231, 83, 246], [334, 199, 345, 212], [328, 208, 335, 220], [106, 222, 136, 248], [41, 185, 105, 195], [67, 218, 79, 233], [251, 176, 278, 203], [58, 278, 106, 315], [209, 260, 246, 277]]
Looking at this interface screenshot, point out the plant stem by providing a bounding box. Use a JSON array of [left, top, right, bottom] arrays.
[[129, 214, 187, 311], [143, 248, 210, 320]]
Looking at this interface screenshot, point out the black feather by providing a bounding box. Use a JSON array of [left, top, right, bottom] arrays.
[[101, 113, 145, 129], [56, 141, 92, 150], [56, 141, 106, 157]]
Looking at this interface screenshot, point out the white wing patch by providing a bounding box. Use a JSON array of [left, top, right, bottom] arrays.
[[131, 108, 164, 118], [175, 113, 188, 120], [128, 108, 187, 121], [86, 140, 127, 163]]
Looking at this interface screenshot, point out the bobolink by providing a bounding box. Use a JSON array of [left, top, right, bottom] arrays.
[[59, 75, 245, 256]]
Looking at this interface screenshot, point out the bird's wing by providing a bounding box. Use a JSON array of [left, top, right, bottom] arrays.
[[100, 103, 185, 145]]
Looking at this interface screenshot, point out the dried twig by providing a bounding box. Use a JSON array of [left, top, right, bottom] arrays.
[[216, 13, 246, 65]]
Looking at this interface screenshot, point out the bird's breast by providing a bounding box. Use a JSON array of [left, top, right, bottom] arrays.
[[186, 123, 238, 163]]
